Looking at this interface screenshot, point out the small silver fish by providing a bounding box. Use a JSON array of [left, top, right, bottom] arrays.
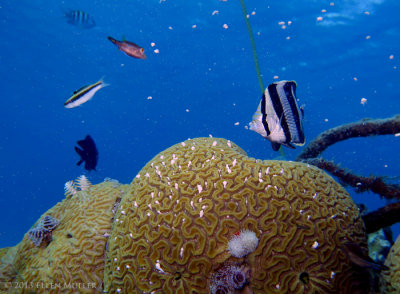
[[107, 36, 147, 59], [64, 78, 109, 109], [249, 80, 305, 151], [64, 9, 96, 29]]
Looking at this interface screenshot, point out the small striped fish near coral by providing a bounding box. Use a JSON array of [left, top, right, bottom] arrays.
[[64, 175, 92, 197], [28, 215, 60, 247]]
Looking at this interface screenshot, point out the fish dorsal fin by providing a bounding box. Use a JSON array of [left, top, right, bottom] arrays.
[[73, 85, 89, 94]]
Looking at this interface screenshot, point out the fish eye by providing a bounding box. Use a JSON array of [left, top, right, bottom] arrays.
[[140, 48, 144, 53]]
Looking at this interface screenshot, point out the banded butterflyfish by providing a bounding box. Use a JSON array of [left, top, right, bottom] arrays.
[[249, 80, 305, 151]]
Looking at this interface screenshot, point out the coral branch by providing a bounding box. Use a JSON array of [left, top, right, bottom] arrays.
[[362, 203, 400, 234], [301, 158, 400, 199], [295, 115, 400, 233], [297, 115, 400, 161]]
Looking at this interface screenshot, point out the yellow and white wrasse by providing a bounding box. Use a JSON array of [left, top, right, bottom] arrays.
[[64, 78, 109, 108]]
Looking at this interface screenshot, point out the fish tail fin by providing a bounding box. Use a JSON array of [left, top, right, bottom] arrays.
[[60, 7, 70, 17], [98, 76, 110, 88]]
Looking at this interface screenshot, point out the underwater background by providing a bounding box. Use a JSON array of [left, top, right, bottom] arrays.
[[0, 0, 399, 249]]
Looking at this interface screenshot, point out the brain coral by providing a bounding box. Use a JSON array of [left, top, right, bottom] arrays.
[[381, 234, 400, 292], [104, 137, 368, 293], [11, 179, 128, 294]]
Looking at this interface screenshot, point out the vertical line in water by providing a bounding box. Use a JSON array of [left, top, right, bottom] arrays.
[[239, 0, 285, 156], [239, 0, 264, 94]]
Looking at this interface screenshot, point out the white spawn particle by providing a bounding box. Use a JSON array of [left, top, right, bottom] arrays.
[[147, 212, 151, 217], [155, 260, 165, 273], [188, 161, 192, 167], [227, 140, 232, 147], [226, 164, 232, 174], [190, 200, 194, 209], [312, 241, 319, 249], [191, 146, 195, 150], [300, 210, 303, 214], [223, 181, 227, 188], [117, 288, 122, 293], [129, 233, 133, 238], [280, 168, 284, 175], [134, 201, 138, 207], [313, 193, 317, 199], [200, 210, 204, 217], [175, 183, 179, 190], [114, 258, 118, 262], [197, 184, 203, 194], [232, 158, 237, 166], [212, 141, 217, 146], [331, 271, 336, 278], [121, 210, 126, 215], [180, 247, 184, 258], [266, 167, 270, 174], [181, 142, 186, 146], [136, 174, 140, 178], [276, 284, 280, 290], [307, 215, 311, 220]]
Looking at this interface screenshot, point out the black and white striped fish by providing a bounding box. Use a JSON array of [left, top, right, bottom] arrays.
[[64, 78, 109, 108], [64, 10, 96, 29], [249, 80, 305, 151]]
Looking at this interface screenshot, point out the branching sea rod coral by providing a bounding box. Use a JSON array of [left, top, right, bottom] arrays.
[[295, 115, 400, 233], [104, 137, 369, 293]]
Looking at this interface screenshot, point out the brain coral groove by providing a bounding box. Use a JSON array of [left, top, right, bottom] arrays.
[[104, 137, 368, 293]]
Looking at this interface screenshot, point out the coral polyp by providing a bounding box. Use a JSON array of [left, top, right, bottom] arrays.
[[210, 264, 249, 294], [27, 215, 59, 247], [227, 229, 259, 258]]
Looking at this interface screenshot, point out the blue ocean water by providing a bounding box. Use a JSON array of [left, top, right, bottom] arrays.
[[0, 0, 399, 249]]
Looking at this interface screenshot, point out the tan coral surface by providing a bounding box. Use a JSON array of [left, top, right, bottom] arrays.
[[10, 180, 128, 294], [104, 137, 368, 293], [381, 233, 400, 293]]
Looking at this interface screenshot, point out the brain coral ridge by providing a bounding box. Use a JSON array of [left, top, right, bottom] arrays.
[[7, 179, 128, 294], [381, 233, 400, 293], [104, 137, 368, 294]]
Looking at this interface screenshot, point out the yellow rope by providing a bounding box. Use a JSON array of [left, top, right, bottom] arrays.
[[239, 0, 285, 156], [239, 0, 264, 94]]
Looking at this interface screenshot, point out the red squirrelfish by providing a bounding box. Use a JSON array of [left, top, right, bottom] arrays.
[[107, 36, 146, 59]]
